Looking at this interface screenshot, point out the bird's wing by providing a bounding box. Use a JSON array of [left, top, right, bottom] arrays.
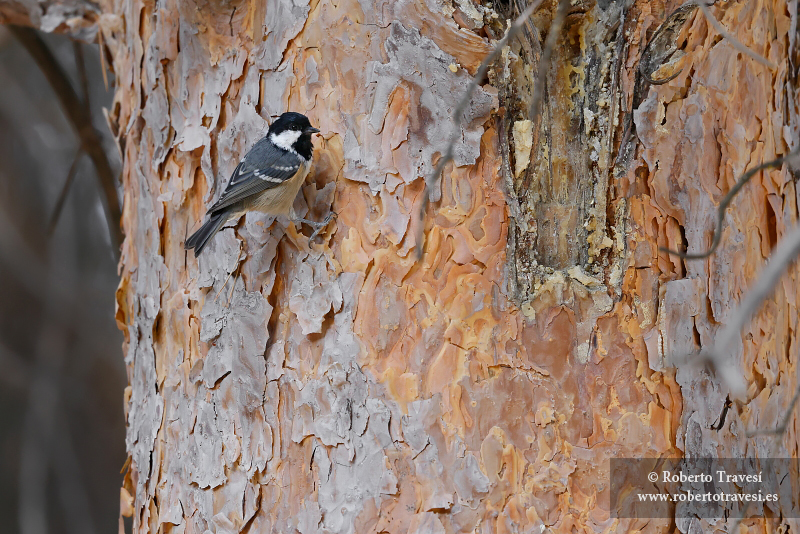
[[209, 139, 304, 213]]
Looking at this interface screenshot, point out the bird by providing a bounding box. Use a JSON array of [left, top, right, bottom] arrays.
[[185, 112, 333, 257]]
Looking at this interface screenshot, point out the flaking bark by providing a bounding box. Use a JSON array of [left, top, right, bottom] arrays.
[[4, 0, 799, 531]]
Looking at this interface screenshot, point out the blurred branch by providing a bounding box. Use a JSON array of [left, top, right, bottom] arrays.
[[526, 0, 568, 125], [415, 0, 545, 261], [728, 368, 800, 532], [8, 25, 122, 254], [96, 27, 109, 90], [660, 148, 800, 259], [698, 1, 777, 70], [746, 380, 800, 437], [73, 40, 90, 114], [638, 2, 698, 85], [0, 0, 99, 35], [48, 149, 83, 236], [687, 221, 800, 399]]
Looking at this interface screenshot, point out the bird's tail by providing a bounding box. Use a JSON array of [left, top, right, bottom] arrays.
[[185, 211, 228, 257]]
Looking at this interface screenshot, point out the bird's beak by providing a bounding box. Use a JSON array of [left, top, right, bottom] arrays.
[[305, 126, 321, 135]]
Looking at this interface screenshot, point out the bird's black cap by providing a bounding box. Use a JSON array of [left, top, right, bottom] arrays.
[[269, 112, 320, 135]]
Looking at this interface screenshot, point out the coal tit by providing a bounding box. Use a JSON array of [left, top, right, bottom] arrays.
[[185, 112, 333, 257]]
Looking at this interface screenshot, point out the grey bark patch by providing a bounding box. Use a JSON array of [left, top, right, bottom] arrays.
[[349, 21, 495, 196], [125, 321, 165, 501], [126, 170, 167, 505], [258, 63, 294, 119], [453, 452, 490, 508], [289, 254, 344, 335], [196, 228, 241, 290], [200, 277, 271, 388], [255, 0, 311, 71], [186, 396, 226, 488], [661, 277, 703, 367]]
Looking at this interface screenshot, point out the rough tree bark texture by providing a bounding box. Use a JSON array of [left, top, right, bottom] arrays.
[[4, 0, 798, 532], [0, 0, 99, 38], [108, 0, 799, 532]]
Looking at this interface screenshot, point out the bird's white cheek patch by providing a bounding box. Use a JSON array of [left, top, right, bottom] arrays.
[[270, 130, 302, 152]]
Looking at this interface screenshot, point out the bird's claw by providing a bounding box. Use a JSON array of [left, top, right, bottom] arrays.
[[294, 211, 337, 241]]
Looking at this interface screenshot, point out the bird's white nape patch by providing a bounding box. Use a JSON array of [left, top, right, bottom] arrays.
[[270, 130, 302, 153]]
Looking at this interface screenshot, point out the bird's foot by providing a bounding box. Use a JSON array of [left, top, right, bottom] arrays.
[[294, 211, 337, 241]]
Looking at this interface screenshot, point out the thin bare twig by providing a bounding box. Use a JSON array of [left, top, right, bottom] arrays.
[[638, 2, 699, 85], [9, 26, 122, 254], [698, 1, 778, 70], [48, 150, 84, 236], [73, 40, 91, 114], [414, 0, 545, 261], [214, 246, 243, 304], [526, 0, 569, 124], [47, 44, 90, 237], [616, 3, 696, 173], [693, 221, 800, 399], [660, 148, 800, 259], [746, 381, 800, 437], [97, 27, 109, 91], [727, 374, 799, 531]]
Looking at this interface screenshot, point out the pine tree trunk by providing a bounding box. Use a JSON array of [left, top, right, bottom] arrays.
[[4, 0, 798, 531]]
